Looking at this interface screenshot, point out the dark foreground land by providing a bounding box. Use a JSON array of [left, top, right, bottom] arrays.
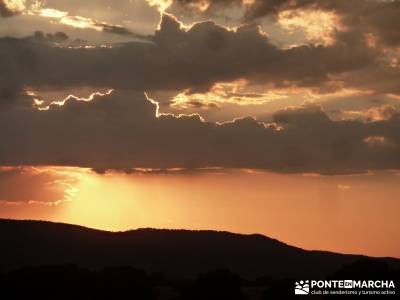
[[0, 219, 399, 299]]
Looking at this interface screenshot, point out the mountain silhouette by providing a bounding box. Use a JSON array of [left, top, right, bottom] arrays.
[[0, 219, 399, 280]]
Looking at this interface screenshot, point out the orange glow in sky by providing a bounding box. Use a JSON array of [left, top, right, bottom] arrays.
[[1, 167, 399, 258]]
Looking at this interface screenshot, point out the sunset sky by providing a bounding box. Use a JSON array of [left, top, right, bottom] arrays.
[[1, 0, 400, 258]]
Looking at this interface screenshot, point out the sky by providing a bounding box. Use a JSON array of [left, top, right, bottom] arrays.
[[0, 0, 400, 258]]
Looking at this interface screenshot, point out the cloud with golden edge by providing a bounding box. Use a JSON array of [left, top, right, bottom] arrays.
[[146, 0, 173, 13], [0, 0, 25, 16], [170, 80, 289, 110], [277, 9, 344, 47], [27, 7, 105, 31], [21, 3, 146, 39], [341, 105, 399, 122], [33, 89, 114, 111]]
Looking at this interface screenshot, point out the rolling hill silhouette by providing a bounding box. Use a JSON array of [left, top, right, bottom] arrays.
[[0, 219, 399, 280]]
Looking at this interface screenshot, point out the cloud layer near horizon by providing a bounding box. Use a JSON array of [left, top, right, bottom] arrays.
[[1, 90, 400, 174]]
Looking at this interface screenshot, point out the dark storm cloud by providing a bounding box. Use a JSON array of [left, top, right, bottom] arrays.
[[0, 13, 380, 106], [172, 0, 400, 47], [0, 3, 398, 176], [298, 0, 400, 48], [1, 90, 400, 174], [171, 0, 291, 19]]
